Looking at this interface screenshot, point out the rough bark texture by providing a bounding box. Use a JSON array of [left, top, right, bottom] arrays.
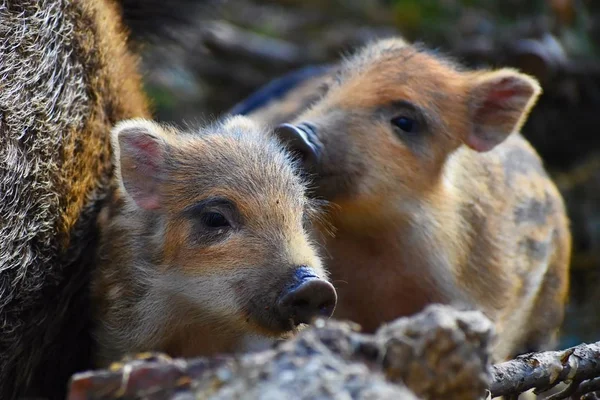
[[491, 341, 600, 398], [68, 304, 495, 400]]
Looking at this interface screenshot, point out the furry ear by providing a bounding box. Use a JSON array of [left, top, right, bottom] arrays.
[[112, 119, 167, 210], [466, 69, 541, 152]]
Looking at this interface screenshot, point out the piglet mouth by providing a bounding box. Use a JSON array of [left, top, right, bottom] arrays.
[[274, 268, 337, 331], [242, 268, 337, 335]]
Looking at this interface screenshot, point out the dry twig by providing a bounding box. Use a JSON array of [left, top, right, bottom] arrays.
[[490, 341, 600, 398]]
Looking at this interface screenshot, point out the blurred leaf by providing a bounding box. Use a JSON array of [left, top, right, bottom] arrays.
[[392, 0, 423, 31]]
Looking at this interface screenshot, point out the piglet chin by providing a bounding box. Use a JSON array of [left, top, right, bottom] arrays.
[[237, 326, 307, 354], [236, 334, 277, 354]]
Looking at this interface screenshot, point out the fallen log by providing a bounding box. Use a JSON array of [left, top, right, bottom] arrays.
[[67, 304, 600, 400], [68, 304, 494, 400]]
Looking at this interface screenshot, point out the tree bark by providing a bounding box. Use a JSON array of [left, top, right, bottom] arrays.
[[490, 341, 600, 399]]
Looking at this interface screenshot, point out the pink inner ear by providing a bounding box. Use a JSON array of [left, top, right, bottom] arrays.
[[486, 87, 519, 103], [481, 77, 532, 109], [135, 194, 161, 210], [465, 131, 497, 153], [119, 131, 164, 210], [467, 76, 535, 153], [131, 135, 160, 159], [129, 135, 162, 172]]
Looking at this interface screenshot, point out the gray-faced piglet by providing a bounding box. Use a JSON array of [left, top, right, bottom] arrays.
[[91, 116, 336, 367]]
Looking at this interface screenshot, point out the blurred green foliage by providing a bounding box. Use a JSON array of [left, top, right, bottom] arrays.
[[386, 0, 598, 57]]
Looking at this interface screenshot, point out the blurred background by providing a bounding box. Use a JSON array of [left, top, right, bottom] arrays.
[[132, 0, 600, 350]]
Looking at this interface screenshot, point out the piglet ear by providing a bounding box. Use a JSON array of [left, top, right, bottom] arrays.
[[111, 119, 167, 210], [466, 69, 541, 152]]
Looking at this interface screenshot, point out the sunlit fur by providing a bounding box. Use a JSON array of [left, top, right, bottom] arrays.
[[247, 38, 571, 362], [91, 116, 328, 367]]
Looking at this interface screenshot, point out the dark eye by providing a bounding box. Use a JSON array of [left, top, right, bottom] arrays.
[[391, 116, 417, 134], [201, 212, 230, 228]]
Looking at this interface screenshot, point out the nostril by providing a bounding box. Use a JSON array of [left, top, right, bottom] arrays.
[[291, 298, 309, 310], [318, 299, 335, 314]]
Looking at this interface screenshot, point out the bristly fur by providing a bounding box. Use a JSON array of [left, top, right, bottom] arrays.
[[0, 0, 149, 399], [91, 116, 330, 367], [241, 37, 571, 363]]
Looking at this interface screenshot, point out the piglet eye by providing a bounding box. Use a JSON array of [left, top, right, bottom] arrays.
[[391, 116, 417, 134], [201, 212, 230, 228]]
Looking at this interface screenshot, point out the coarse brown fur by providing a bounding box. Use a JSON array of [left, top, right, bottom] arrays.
[[242, 38, 571, 362], [91, 116, 330, 367], [0, 0, 151, 398]]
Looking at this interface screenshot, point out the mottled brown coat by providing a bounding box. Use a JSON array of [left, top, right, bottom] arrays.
[[242, 38, 571, 362]]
